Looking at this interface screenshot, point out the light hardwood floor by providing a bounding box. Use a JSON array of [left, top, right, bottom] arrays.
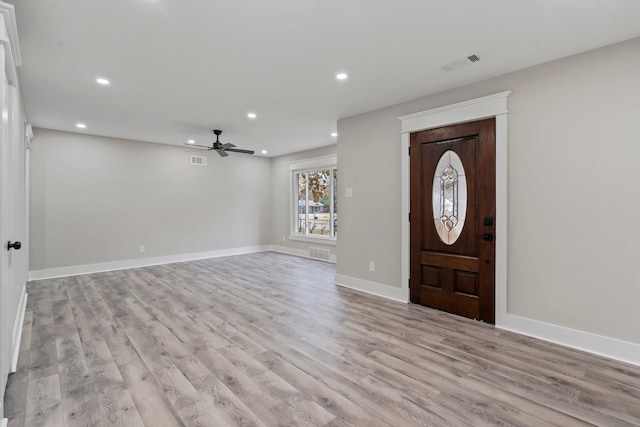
[[4, 252, 640, 426]]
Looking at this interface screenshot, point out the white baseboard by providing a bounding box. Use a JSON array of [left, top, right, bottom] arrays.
[[271, 244, 337, 263], [2, 417, 7, 427], [497, 313, 640, 367], [335, 274, 409, 303], [28, 245, 272, 280], [11, 291, 27, 372], [29, 244, 339, 281]]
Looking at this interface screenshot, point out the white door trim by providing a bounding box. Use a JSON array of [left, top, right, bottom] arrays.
[[398, 91, 511, 325]]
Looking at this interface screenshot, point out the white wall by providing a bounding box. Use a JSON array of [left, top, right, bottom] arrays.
[[270, 145, 337, 259], [30, 129, 272, 272], [337, 37, 640, 345]]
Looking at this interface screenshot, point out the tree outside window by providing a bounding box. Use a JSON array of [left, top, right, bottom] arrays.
[[294, 168, 337, 238]]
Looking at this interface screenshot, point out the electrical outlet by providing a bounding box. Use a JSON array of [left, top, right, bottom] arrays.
[[282, 235, 286, 241], [369, 261, 375, 272], [139, 245, 145, 254]]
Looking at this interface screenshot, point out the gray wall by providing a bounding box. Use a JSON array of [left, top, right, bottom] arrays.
[[270, 145, 337, 257], [30, 129, 272, 270], [337, 37, 640, 344]]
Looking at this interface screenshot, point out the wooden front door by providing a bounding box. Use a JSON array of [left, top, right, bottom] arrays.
[[409, 118, 496, 323]]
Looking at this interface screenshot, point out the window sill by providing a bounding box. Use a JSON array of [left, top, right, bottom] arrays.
[[289, 235, 337, 246]]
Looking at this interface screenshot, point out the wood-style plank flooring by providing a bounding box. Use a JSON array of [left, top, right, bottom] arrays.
[[4, 252, 640, 426]]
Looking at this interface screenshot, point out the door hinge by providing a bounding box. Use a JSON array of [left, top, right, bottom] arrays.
[[408, 146, 411, 156], [408, 212, 410, 222]]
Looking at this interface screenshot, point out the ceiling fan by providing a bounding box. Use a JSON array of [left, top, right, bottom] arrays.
[[183, 129, 254, 157]]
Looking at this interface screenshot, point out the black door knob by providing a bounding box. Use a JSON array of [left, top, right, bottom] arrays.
[[482, 233, 493, 242], [7, 241, 21, 250]]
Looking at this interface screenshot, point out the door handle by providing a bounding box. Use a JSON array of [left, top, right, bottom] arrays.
[[482, 233, 493, 241], [7, 241, 21, 250]]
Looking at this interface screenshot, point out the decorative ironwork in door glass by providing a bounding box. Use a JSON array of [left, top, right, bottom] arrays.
[[432, 150, 467, 245]]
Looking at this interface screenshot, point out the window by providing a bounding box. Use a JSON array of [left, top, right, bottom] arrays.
[[290, 155, 337, 241]]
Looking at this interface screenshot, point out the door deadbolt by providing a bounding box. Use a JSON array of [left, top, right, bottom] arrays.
[[7, 241, 21, 250]]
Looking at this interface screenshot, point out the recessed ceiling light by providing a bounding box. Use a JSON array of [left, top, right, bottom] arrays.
[[261, 150, 267, 154], [247, 112, 257, 119], [187, 139, 195, 144], [336, 72, 348, 81], [96, 78, 110, 85], [76, 123, 86, 129], [331, 132, 338, 137]]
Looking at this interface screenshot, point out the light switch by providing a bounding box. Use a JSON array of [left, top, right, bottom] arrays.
[[345, 188, 353, 198]]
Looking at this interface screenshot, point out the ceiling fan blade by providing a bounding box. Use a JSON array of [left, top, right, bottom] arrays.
[[225, 148, 255, 155], [182, 143, 213, 149], [216, 149, 229, 157], [222, 143, 236, 149]]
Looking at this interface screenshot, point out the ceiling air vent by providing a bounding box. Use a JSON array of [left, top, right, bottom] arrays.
[[441, 54, 480, 72], [190, 155, 207, 166]]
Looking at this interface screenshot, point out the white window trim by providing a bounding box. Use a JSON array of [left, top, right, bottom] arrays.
[[288, 154, 337, 171], [289, 234, 337, 246], [289, 154, 337, 242]]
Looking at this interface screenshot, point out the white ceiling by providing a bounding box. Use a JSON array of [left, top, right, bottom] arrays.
[[8, 0, 640, 157]]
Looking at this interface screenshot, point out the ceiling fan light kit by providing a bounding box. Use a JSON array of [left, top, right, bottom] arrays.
[[183, 130, 255, 157]]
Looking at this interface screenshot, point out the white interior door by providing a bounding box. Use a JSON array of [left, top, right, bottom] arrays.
[[0, 3, 26, 420], [0, 43, 27, 421], [0, 42, 11, 419], [8, 83, 26, 308]]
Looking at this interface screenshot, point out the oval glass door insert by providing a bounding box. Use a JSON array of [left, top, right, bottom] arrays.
[[432, 150, 467, 245]]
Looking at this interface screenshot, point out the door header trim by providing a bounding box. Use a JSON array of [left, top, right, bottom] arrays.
[[399, 91, 511, 134]]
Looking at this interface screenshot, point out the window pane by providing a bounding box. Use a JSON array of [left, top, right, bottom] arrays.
[[307, 170, 330, 236], [292, 167, 337, 239], [333, 168, 337, 238], [297, 172, 307, 234]]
